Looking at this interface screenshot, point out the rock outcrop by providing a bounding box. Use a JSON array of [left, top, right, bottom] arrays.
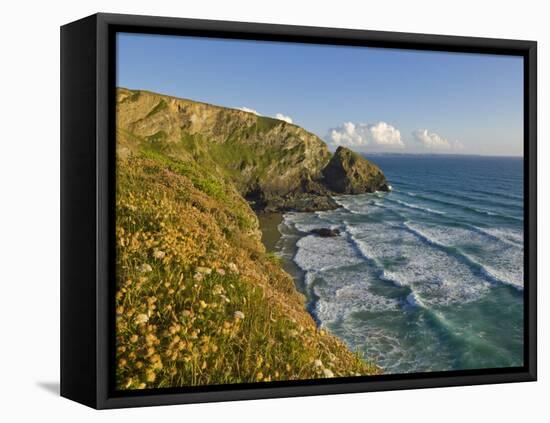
[[117, 88, 388, 211], [310, 228, 341, 237], [322, 146, 388, 194]]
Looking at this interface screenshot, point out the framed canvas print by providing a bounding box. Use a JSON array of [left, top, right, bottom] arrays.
[[60, 13, 537, 409]]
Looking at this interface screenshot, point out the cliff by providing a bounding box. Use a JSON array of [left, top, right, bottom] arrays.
[[115, 88, 383, 390], [323, 146, 389, 194], [116, 88, 388, 212]]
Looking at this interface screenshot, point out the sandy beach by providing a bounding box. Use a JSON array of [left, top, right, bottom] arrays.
[[257, 212, 284, 252]]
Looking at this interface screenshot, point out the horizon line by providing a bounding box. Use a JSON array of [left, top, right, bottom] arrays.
[[354, 151, 524, 158]]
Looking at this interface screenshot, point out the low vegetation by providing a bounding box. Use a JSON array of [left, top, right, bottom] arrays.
[[115, 88, 382, 390], [115, 151, 380, 390]]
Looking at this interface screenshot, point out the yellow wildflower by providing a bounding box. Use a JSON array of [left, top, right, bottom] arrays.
[[153, 250, 165, 259], [135, 314, 149, 324], [146, 370, 156, 382], [323, 368, 334, 378], [139, 263, 153, 273]]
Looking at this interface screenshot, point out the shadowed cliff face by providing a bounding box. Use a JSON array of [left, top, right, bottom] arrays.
[[116, 88, 388, 211], [323, 146, 389, 194]]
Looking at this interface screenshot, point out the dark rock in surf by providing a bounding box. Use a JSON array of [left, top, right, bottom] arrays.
[[378, 183, 391, 192], [310, 228, 341, 237]]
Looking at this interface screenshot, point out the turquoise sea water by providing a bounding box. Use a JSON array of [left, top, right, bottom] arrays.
[[276, 155, 524, 374]]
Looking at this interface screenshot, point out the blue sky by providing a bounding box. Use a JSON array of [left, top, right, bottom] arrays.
[[117, 33, 524, 156]]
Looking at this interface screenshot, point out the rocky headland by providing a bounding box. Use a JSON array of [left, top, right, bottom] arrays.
[[116, 88, 388, 213]]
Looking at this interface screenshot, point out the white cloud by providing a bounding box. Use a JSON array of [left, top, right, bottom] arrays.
[[237, 107, 261, 116], [413, 129, 464, 151], [236, 107, 293, 124], [275, 113, 293, 124], [454, 140, 465, 150], [326, 121, 405, 149], [369, 122, 404, 146]]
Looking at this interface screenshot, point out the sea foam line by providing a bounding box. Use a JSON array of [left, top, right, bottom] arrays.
[[390, 192, 523, 222], [402, 222, 523, 291], [470, 225, 524, 248], [384, 197, 446, 215], [469, 187, 523, 201], [343, 226, 415, 292], [400, 188, 523, 211]]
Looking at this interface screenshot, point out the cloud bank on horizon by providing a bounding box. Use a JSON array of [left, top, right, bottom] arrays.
[[413, 129, 464, 152], [326, 121, 464, 153]]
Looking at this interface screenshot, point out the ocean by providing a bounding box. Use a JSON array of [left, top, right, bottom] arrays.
[[276, 155, 524, 374]]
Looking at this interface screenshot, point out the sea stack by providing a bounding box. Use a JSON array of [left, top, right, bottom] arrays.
[[322, 146, 388, 194]]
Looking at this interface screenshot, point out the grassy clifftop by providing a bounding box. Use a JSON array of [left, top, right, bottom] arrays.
[[115, 89, 381, 390]]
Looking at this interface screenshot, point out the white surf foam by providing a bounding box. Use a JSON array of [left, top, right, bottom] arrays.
[[474, 226, 524, 248], [293, 234, 363, 272], [346, 222, 492, 305], [312, 265, 400, 324], [406, 292, 425, 308], [386, 198, 446, 215], [404, 222, 524, 290], [333, 195, 385, 216], [285, 215, 336, 233]]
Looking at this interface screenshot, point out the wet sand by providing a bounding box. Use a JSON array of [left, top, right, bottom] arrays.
[[256, 212, 283, 252], [257, 211, 307, 299]]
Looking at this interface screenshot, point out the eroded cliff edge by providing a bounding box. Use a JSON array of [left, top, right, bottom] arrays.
[[117, 88, 388, 212]]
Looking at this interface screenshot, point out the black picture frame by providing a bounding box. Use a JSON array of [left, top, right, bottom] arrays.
[[60, 12, 537, 409]]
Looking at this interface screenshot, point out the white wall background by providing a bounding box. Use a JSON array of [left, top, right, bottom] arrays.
[[1, 0, 546, 420]]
